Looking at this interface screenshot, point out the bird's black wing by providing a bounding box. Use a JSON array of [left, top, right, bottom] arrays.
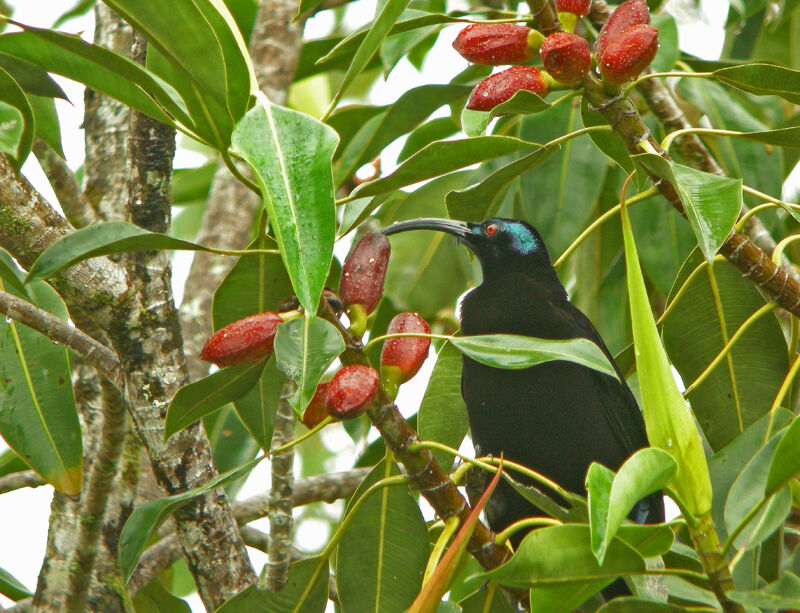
[[552, 298, 649, 456]]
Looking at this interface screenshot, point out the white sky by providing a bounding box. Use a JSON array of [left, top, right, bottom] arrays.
[[0, 0, 769, 610]]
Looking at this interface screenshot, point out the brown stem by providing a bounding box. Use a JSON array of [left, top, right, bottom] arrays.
[[0, 470, 45, 494]]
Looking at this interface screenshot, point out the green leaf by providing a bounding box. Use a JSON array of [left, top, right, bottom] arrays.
[[728, 571, 800, 608], [231, 96, 337, 313], [477, 524, 644, 599], [273, 317, 345, 411], [334, 84, 469, 185], [662, 252, 789, 450], [449, 334, 618, 379], [766, 414, 800, 495], [650, 13, 679, 73], [633, 154, 741, 263], [102, 0, 255, 126], [232, 356, 285, 450], [119, 456, 263, 583], [458, 584, 516, 612], [0, 102, 23, 161], [336, 460, 429, 613], [0, 566, 32, 601], [353, 136, 541, 198], [53, 0, 96, 27], [418, 342, 469, 471], [621, 201, 712, 517], [28, 94, 64, 158], [132, 579, 191, 613], [462, 90, 551, 137], [0, 28, 186, 129], [398, 116, 459, 162], [445, 147, 557, 221], [724, 432, 792, 551], [204, 404, 259, 498], [0, 274, 81, 496], [329, 0, 414, 105], [714, 63, 800, 105], [0, 53, 67, 99], [216, 557, 329, 612], [171, 164, 216, 205], [615, 524, 674, 558], [25, 221, 247, 281], [164, 360, 266, 439], [0, 66, 33, 165], [580, 99, 636, 179], [598, 598, 687, 612], [590, 449, 677, 563]]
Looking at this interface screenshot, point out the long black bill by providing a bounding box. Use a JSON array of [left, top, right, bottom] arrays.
[[381, 218, 470, 240]]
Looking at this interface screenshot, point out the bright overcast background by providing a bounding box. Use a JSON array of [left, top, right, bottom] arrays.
[[0, 0, 765, 610]]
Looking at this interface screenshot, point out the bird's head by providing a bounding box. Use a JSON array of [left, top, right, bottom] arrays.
[[382, 217, 553, 277]]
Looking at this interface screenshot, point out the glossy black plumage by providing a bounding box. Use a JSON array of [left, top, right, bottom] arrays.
[[383, 217, 664, 542]]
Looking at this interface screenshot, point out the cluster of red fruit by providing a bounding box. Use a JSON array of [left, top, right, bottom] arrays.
[[452, 0, 658, 111], [199, 233, 431, 428]]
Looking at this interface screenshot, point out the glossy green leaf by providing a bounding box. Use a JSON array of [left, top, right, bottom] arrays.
[[650, 13, 679, 73], [216, 557, 329, 612], [621, 202, 712, 516], [25, 221, 248, 281], [353, 136, 541, 198], [205, 404, 259, 498], [28, 94, 64, 158], [53, 0, 96, 27], [273, 317, 345, 411], [132, 579, 191, 613], [381, 172, 473, 317], [714, 63, 800, 105], [398, 116, 459, 162], [662, 253, 789, 450], [119, 456, 263, 583], [337, 460, 429, 613], [458, 584, 515, 613], [766, 415, 800, 495], [418, 342, 469, 471], [615, 524, 674, 559], [171, 164, 216, 205], [633, 154, 741, 263], [232, 356, 285, 451], [517, 102, 605, 256], [598, 598, 687, 612], [446, 147, 557, 221], [164, 360, 266, 439], [0, 102, 23, 161], [102, 0, 255, 126], [660, 575, 719, 607], [477, 525, 644, 602], [580, 100, 636, 179], [725, 432, 792, 551], [591, 449, 676, 563], [450, 334, 618, 378], [0, 66, 33, 165], [334, 84, 469, 185], [0, 566, 32, 601], [328, 0, 413, 104], [728, 571, 800, 608], [586, 462, 614, 559], [462, 90, 551, 138], [231, 95, 338, 313], [0, 53, 67, 99], [0, 274, 81, 496], [0, 28, 186, 128]]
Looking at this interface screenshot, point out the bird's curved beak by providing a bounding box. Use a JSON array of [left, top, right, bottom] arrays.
[[381, 218, 472, 243]]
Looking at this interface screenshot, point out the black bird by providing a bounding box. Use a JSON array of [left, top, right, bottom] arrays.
[[382, 217, 663, 547]]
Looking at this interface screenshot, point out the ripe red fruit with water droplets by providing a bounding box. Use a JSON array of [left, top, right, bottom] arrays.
[[598, 24, 658, 85], [555, 0, 592, 19], [325, 365, 380, 420], [452, 23, 542, 66], [381, 313, 431, 397], [466, 66, 551, 111], [200, 312, 283, 367], [594, 0, 650, 61], [540, 32, 591, 85], [301, 381, 330, 429], [339, 233, 391, 334]]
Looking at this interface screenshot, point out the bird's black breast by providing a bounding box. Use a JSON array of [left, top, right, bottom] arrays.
[[459, 272, 654, 529]]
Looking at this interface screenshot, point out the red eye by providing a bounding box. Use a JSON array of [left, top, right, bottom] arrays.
[[485, 223, 498, 236]]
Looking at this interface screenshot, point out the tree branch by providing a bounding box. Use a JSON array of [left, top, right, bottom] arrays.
[[266, 390, 295, 591], [0, 470, 45, 494], [32, 140, 95, 229]]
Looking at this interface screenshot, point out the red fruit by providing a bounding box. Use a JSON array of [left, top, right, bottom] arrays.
[[598, 24, 658, 85], [200, 312, 283, 367], [339, 233, 391, 317], [325, 365, 379, 420], [301, 381, 330, 429], [594, 0, 650, 61], [466, 66, 551, 111], [381, 313, 431, 397], [452, 23, 540, 66], [540, 32, 591, 85], [555, 0, 592, 18]]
